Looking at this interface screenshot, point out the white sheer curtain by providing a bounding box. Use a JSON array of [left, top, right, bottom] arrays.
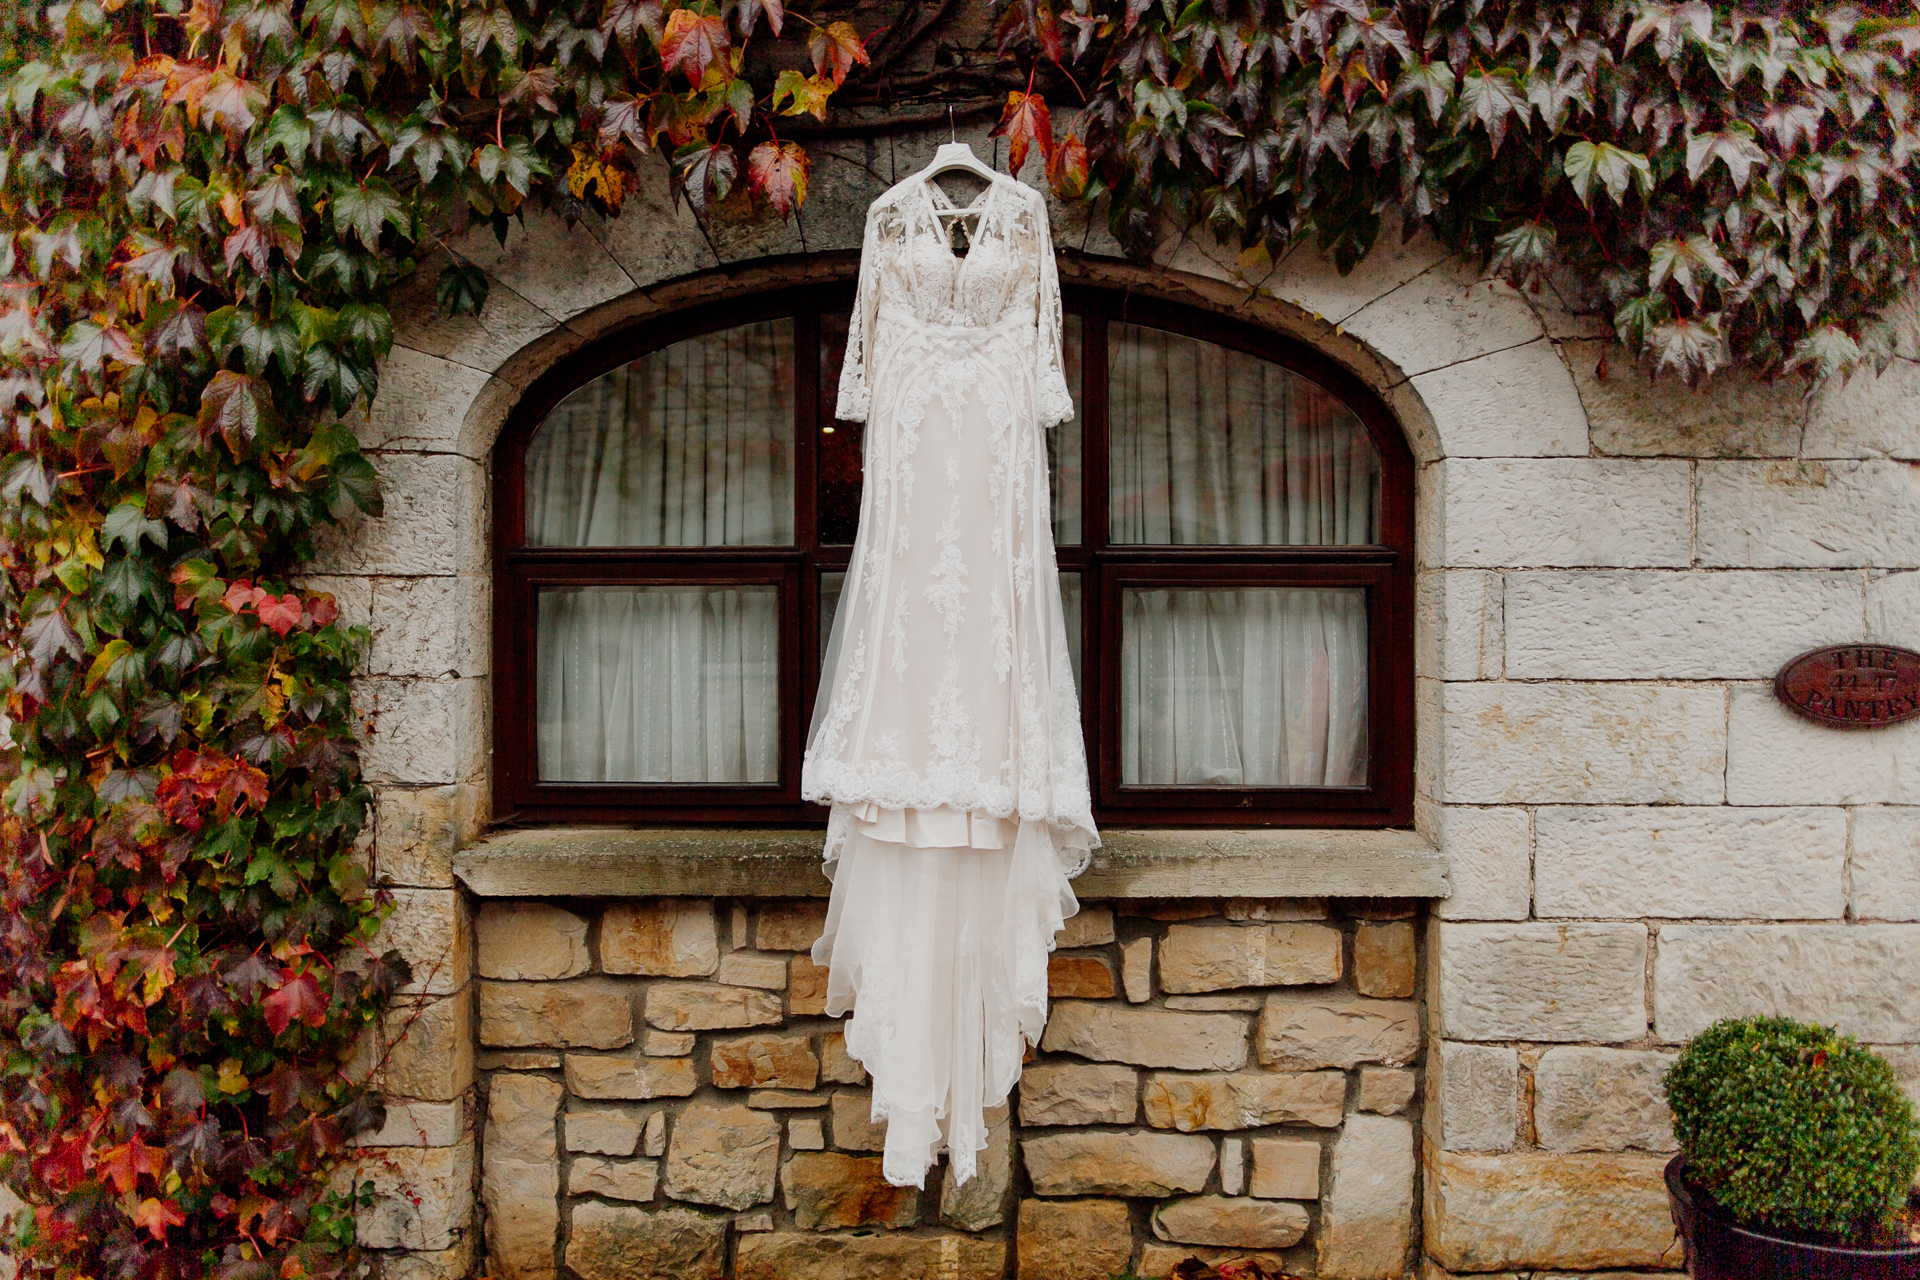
[[525, 321, 793, 783], [1109, 324, 1376, 787]]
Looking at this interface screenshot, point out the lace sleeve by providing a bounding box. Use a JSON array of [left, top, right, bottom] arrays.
[[1031, 193, 1074, 429], [835, 199, 884, 422]]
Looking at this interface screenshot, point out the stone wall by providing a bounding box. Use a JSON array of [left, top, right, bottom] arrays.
[[466, 896, 1424, 1280]]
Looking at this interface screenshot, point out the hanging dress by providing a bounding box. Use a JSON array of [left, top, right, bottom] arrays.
[[801, 164, 1098, 1189]]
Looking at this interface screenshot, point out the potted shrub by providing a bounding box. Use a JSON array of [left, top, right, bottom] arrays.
[[1665, 1016, 1920, 1278]]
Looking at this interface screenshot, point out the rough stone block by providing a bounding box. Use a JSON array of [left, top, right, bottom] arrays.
[[1410, 337, 1588, 457], [787, 955, 829, 1015], [1353, 921, 1417, 998], [1142, 1071, 1346, 1131], [710, 1034, 819, 1090], [1048, 954, 1117, 998], [780, 1152, 919, 1229], [1057, 905, 1116, 947], [1503, 570, 1863, 679], [644, 982, 782, 1031], [481, 1154, 555, 1280], [354, 675, 487, 788], [1255, 995, 1419, 1070], [821, 1033, 866, 1084], [1727, 685, 1920, 805], [311, 452, 485, 577], [1424, 1148, 1683, 1271], [374, 784, 480, 888], [1017, 1197, 1135, 1280], [383, 994, 474, 1101], [377, 1238, 476, 1280], [478, 1050, 561, 1071], [1221, 1137, 1245, 1196], [1225, 899, 1331, 921], [486, 1074, 562, 1162], [601, 901, 719, 977], [1122, 936, 1153, 1002], [568, 1157, 660, 1201], [373, 888, 471, 995], [1428, 1042, 1518, 1153], [565, 1108, 643, 1156], [368, 574, 490, 677], [1343, 268, 1545, 378], [1432, 458, 1691, 569], [1534, 1048, 1677, 1153], [386, 251, 564, 380], [478, 979, 634, 1049], [756, 901, 828, 951], [1441, 681, 1726, 805], [1025, 1131, 1215, 1196], [1534, 807, 1848, 920], [452, 213, 635, 322], [1697, 460, 1920, 568], [1249, 1138, 1320, 1200], [1319, 1115, 1416, 1280], [1653, 924, 1920, 1043], [1419, 570, 1504, 682], [735, 1231, 1005, 1280], [642, 1029, 695, 1057], [476, 903, 589, 981], [748, 1090, 826, 1109], [643, 1111, 666, 1157], [941, 1106, 1012, 1230], [1573, 340, 1803, 458], [1852, 808, 1920, 921], [1357, 1067, 1417, 1115], [350, 1142, 474, 1251], [829, 1091, 886, 1152], [1435, 922, 1648, 1042], [1158, 923, 1343, 992], [565, 1202, 727, 1280], [1019, 1062, 1139, 1127], [1137, 1245, 1290, 1278], [1867, 569, 1920, 645], [1424, 802, 1532, 923], [360, 1101, 461, 1148], [1041, 1003, 1249, 1070], [1166, 994, 1265, 1012], [564, 1054, 697, 1100], [663, 1103, 780, 1210], [1804, 357, 1920, 461], [790, 1118, 825, 1150], [715, 951, 789, 989], [1153, 1196, 1310, 1249]]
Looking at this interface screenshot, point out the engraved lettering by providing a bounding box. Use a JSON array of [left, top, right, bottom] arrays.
[[1776, 644, 1920, 730]]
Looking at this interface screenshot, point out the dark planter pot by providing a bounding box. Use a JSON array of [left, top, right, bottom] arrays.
[[1667, 1157, 1920, 1280]]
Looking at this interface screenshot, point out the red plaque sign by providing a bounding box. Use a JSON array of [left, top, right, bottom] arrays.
[[1774, 644, 1920, 729]]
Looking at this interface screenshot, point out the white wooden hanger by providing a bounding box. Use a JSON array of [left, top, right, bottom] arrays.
[[920, 107, 1003, 220]]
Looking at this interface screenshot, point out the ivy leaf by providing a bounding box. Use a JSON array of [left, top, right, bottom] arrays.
[[1392, 59, 1455, 123], [131, 1197, 186, 1242], [60, 321, 145, 374], [660, 8, 731, 82], [747, 141, 809, 217], [675, 141, 738, 214], [1786, 324, 1864, 381], [1458, 66, 1530, 154], [435, 262, 490, 316], [330, 179, 407, 249], [459, 6, 523, 62], [601, 0, 665, 55], [390, 123, 470, 185], [1648, 234, 1734, 304], [771, 70, 833, 121], [733, 0, 783, 39], [337, 302, 394, 356], [1685, 126, 1767, 191], [1648, 312, 1729, 381], [994, 90, 1056, 176], [1048, 132, 1091, 198], [809, 20, 869, 87], [102, 502, 168, 554], [197, 370, 280, 458], [1563, 140, 1652, 206], [261, 970, 328, 1034], [24, 602, 84, 666], [301, 344, 378, 414], [256, 105, 311, 166], [474, 138, 549, 195]]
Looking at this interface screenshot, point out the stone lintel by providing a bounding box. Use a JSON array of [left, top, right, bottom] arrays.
[[453, 827, 1447, 900]]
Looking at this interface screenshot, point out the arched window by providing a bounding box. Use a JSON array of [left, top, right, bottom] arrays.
[[493, 286, 1413, 825]]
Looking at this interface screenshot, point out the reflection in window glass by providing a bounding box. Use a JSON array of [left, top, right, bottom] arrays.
[[526, 320, 795, 547], [1059, 571, 1081, 694], [1109, 324, 1380, 546], [817, 312, 863, 545], [1050, 312, 1083, 546], [1121, 587, 1367, 787], [819, 571, 843, 671], [537, 586, 779, 782]]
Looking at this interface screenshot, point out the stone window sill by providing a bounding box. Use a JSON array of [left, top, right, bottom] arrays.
[[452, 826, 1447, 900]]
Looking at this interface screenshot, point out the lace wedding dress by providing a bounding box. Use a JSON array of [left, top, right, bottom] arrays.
[[801, 161, 1098, 1188]]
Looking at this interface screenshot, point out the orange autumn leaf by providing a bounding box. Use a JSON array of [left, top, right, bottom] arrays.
[[993, 90, 1055, 176]]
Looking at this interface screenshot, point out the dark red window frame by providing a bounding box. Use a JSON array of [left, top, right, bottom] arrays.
[[492, 283, 1414, 827]]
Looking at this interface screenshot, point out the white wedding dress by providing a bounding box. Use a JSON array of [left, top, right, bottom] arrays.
[[802, 160, 1098, 1188]]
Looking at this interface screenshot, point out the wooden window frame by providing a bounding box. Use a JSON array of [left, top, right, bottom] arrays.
[[492, 284, 1414, 827]]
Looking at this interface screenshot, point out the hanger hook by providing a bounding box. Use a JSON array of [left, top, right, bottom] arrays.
[[949, 104, 955, 143]]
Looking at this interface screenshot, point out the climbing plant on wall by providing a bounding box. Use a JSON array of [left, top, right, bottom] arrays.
[[0, 1, 862, 1277]]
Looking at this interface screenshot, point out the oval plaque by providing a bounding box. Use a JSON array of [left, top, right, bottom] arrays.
[[1774, 644, 1920, 729]]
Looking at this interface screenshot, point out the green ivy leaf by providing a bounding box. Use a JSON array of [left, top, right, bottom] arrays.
[[329, 179, 408, 249], [102, 502, 168, 554], [434, 262, 490, 316], [1563, 140, 1653, 206]]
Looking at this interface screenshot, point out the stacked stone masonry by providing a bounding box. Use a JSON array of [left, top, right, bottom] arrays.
[[458, 897, 1424, 1280]]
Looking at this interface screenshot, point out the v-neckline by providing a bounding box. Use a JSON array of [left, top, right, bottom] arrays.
[[921, 176, 999, 264]]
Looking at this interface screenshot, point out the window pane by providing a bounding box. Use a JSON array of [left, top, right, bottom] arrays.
[[818, 311, 863, 545], [1121, 587, 1367, 787], [537, 585, 779, 782], [1109, 323, 1380, 545], [1059, 570, 1082, 695], [819, 570, 843, 671], [526, 320, 795, 546], [1050, 312, 1083, 546]]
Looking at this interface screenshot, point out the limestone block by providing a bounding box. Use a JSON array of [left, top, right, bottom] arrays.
[[1153, 1196, 1309, 1249], [564, 1054, 697, 1100], [1697, 460, 1920, 568], [1122, 937, 1153, 1002], [485, 1157, 559, 1278], [1424, 802, 1532, 922], [452, 214, 634, 322], [384, 994, 474, 1101], [662, 1103, 780, 1210], [1804, 357, 1920, 460], [1534, 1048, 1677, 1153], [1503, 570, 1863, 680], [1023, 1131, 1215, 1196], [387, 252, 564, 377], [1867, 569, 1920, 644], [1040, 1003, 1249, 1070], [1016, 1197, 1135, 1280], [1440, 681, 1726, 805], [355, 676, 487, 788], [715, 951, 788, 989], [1424, 1148, 1683, 1271], [1319, 1115, 1415, 1280], [1535, 806, 1848, 920], [1255, 995, 1420, 1070], [1137, 1245, 1291, 1277], [565, 1108, 643, 1156], [1048, 955, 1117, 998], [710, 1034, 819, 1090], [643, 1029, 695, 1056], [821, 1033, 867, 1084], [1225, 899, 1331, 921], [1167, 994, 1265, 1012], [354, 1141, 474, 1251], [374, 784, 480, 888], [476, 903, 589, 981], [1056, 905, 1116, 947], [1158, 923, 1343, 992], [587, 153, 722, 290], [1143, 1071, 1346, 1131], [1410, 339, 1586, 457], [1429, 1042, 1518, 1153], [780, 1152, 919, 1229], [756, 901, 828, 951], [602, 901, 719, 977], [790, 1118, 825, 1150], [644, 1111, 666, 1157], [1357, 1067, 1417, 1115], [1418, 570, 1504, 682], [368, 574, 491, 677], [748, 1090, 826, 1108], [378, 1238, 476, 1280], [644, 982, 782, 1031], [1727, 685, 1920, 805], [829, 1091, 885, 1152], [735, 1230, 1005, 1280], [1249, 1138, 1320, 1200], [478, 1050, 561, 1071], [1353, 921, 1417, 998], [1342, 269, 1545, 379], [486, 1074, 561, 1163], [942, 1106, 1012, 1230], [1431, 459, 1691, 569], [360, 1100, 461, 1147], [569, 1156, 660, 1201], [373, 888, 470, 996], [1572, 342, 1804, 458], [1853, 808, 1920, 921], [787, 955, 829, 1015], [478, 979, 634, 1049], [1653, 923, 1920, 1043], [1221, 1137, 1245, 1196], [1019, 1062, 1139, 1127], [1261, 231, 1450, 332], [311, 452, 485, 577], [1435, 923, 1648, 1042], [565, 1202, 727, 1280]]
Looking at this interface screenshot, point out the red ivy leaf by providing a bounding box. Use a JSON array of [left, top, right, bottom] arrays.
[[1049, 132, 1091, 197], [601, 0, 664, 57], [659, 8, 730, 82], [808, 20, 869, 87], [303, 594, 339, 628], [747, 141, 810, 218], [132, 1197, 187, 1243], [256, 593, 304, 635], [994, 90, 1055, 176], [98, 1137, 168, 1196], [260, 970, 327, 1035]]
